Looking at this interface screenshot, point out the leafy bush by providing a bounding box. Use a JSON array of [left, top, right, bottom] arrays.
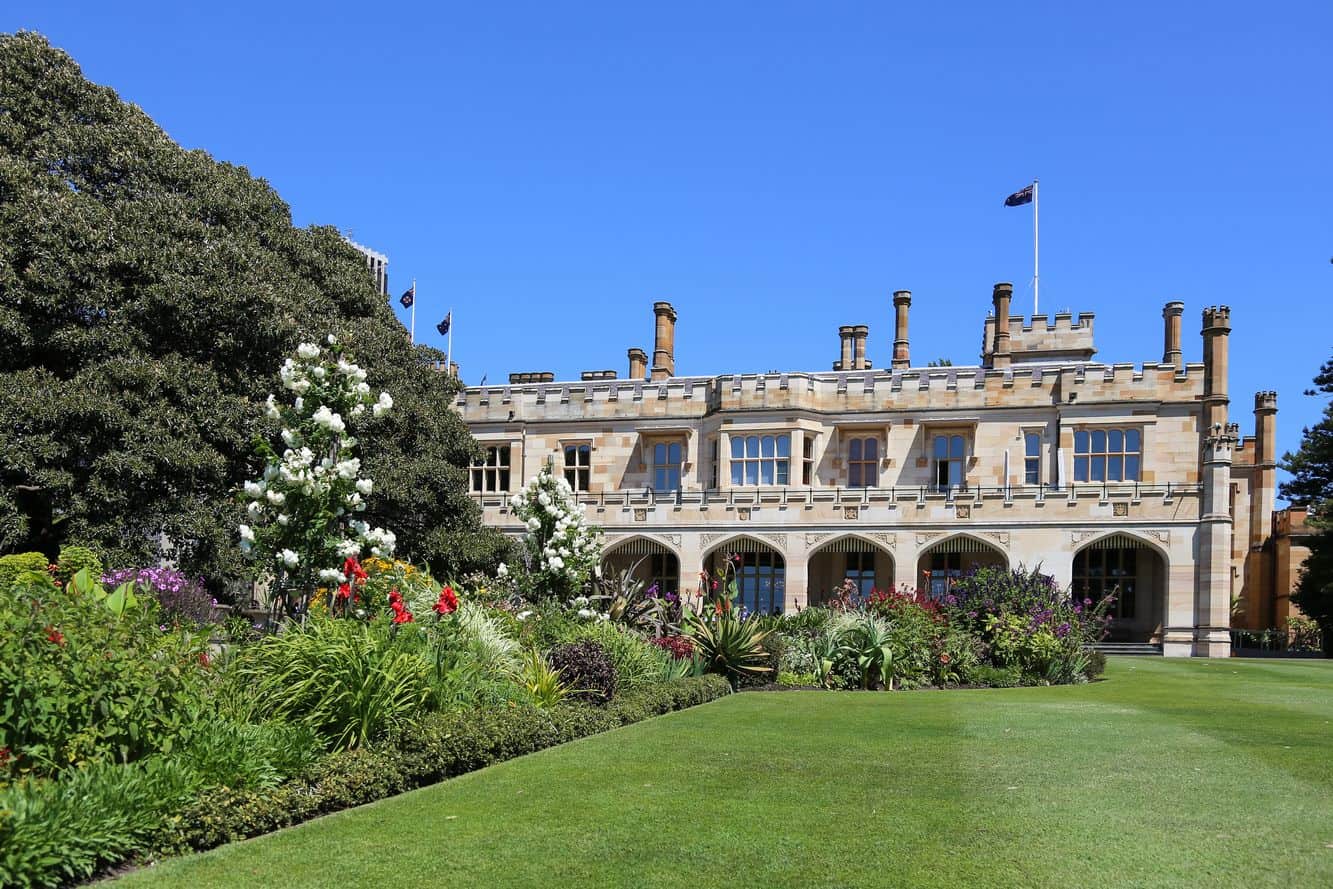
[[562, 620, 666, 691], [0, 572, 211, 777], [546, 640, 617, 703], [684, 607, 774, 687], [0, 552, 48, 590], [103, 567, 220, 625], [518, 648, 573, 709], [225, 617, 433, 749], [55, 546, 103, 584], [966, 664, 1025, 688]]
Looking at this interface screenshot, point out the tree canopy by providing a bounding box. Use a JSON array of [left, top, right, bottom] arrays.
[[0, 31, 507, 589], [1279, 351, 1333, 653]]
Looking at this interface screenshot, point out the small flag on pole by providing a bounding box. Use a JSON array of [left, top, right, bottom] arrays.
[[399, 286, 415, 308], [436, 312, 451, 336], [1004, 184, 1034, 207], [479, 374, 488, 386]]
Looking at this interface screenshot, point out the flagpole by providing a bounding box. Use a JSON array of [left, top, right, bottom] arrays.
[[1032, 179, 1039, 316], [446, 306, 453, 376]]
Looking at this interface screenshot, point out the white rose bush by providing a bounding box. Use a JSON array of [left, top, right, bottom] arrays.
[[239, 336, 398, 621], [509, 465, 602, 601]]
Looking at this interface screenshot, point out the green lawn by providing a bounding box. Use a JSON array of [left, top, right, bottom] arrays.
[[117, 658, 1333, 888]]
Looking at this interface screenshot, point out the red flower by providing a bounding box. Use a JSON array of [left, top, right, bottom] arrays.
[[44, 626, 65, 646], [939, 652, 951, 664], [0, 746, 11, 766], [392, 608, 414, 624], [433, 585, 459, 616], [336, 583, 352, 600], [198, 651, 212, 667], [713, 601, 724, 615], [343, 557, 368, 585]]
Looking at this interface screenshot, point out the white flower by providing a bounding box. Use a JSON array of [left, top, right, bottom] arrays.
[[266, 489, 285, 506], [576, 608, 595, 620], [497, 562, 509, 578], [516, 609, 533, 621], [526, 517, 541, 532], [356, 478, 374, 496], [337, 539, 361, 558], [247, 501, 264, 517], [294, 396, 304, 412], [337, 359, 355, 376], [311, 366, 326, 379], [372, 391, 394, 417], [318, 568, 343, 583], [238, 524, 255, 543], [351, 403, 366, 417], [244, 481, 264, 499], [573, 596, 589, 608], [264, 394, 280, 420], [277, 513, 289, 526], [311, 406, 346, 434], [297, 343, 320, 360], [280, 549, 300, 568], [327, 333, 338, 345]]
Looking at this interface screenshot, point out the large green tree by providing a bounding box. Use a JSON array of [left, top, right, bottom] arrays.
[[1279, 352, 1333, 656], [0, 32, 507, 589]]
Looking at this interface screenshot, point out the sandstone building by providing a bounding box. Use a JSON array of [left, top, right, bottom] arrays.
[[455, 284, 1291, 657]]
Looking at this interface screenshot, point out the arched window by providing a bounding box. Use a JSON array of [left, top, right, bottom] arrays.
[[848, 437, 878, 487], [734, 550, 785, 614], [1072, 546, 1138, 619]]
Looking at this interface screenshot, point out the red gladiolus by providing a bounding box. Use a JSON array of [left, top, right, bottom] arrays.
[[0, 746, 11, 765], [198, 651, 211, 667], [433, 585, 459, 616], [44, 626, 65, 646], [336, 583, 352, 600], [392, 608, 414, 624], [343, 557, 368, 584]]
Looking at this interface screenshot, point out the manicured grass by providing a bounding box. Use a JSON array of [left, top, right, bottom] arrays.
[[118, 658, 1333, 888]]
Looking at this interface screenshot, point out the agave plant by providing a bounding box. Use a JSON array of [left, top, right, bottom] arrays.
[[518, 648, 573, 708], [837, 614, 895, 690], [683, 605, 773, 687], [591, 558, 681, 637]]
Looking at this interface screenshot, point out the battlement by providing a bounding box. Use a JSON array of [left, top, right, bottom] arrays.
[[454, 361, 1205, 425], [982, 311, 1097, 365]]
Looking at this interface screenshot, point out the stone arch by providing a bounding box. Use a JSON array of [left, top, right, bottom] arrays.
[[916, 532, 1009, 597], [805, 533, 896, 606], [1070, 531, 1168, 644], [700, 534, 787, 615], [601, 534, 681, 595]]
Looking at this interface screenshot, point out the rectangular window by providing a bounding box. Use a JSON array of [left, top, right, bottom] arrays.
[[1073, 428, 1142, 483], [709, 438, 719, 489], [730, 433, 790, 486], [470, 444, 511, 493], [1073, 546, 1138, 619], [845, 549, 876, 598], [928, 551, 962, 598], [563, 443, 591, 492], [652, 441, 683, 492], [848, 436, 878, 487], [802, 437, 814, 486], [1024, 432, 1041, 486], [933, 434, 967, 490]]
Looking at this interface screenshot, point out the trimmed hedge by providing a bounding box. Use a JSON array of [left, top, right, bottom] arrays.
[[162, 675, 730, 854]]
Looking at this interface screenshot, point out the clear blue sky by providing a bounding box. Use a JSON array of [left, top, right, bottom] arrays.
[[8, 1, 1332, 492]]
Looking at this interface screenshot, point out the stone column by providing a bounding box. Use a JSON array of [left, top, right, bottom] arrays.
[[838, 326, 854, 371], [651, 302, 677, 381], [852, 325, 869, 370], [718, 431, 732, 490], [1201, 306, 1231, 430], [892, 290, 912, 369], [1195, 424, 1238, 657], [628, 347, 648, 380]]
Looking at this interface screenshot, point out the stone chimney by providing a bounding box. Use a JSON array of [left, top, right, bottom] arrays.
[[1162, 301, 1184, 365], [852, 325, 869, 369], [837, 325, 854, 371], [1250, 391, 1278, 548], [991, 283, 1013, 369], [628, 347, 648, 380], [1201, 306, 1231, 429], [892, 290, 911, 369], [651, 301, 677, 381]]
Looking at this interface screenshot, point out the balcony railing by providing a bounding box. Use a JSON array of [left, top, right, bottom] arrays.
[[469, 481, 1201, 510]]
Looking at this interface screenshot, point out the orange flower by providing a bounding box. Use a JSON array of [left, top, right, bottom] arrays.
[[45, 626, 65, 646]]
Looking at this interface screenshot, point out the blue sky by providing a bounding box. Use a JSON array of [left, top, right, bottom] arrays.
[[9, 2, 1332, 491]]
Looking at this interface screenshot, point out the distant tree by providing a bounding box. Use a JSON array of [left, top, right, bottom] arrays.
[[1279, 351, 1333, 656], [927, 358, 953, 368], [0, 32, 507, 590]]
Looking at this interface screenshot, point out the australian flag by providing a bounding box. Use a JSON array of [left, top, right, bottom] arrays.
[[1004, 184, 1034, 207], [436, 312, 451, 336], [399, 286, 415, 308]]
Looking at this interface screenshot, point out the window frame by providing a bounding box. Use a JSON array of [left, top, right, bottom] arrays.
[[847, 435, 879, 488], [931, 432, 969, 491], [1023, 430, 1042, 486], [729, 432, 792, 487], [1072, 546, 1138, 619], [470, 443, 512, 493], [1072, 427, 1143, 483], [649, 438, 685, 492], [561, 441, 592, 493]]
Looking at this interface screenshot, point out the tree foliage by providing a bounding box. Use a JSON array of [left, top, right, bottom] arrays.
[[0, 32, 506, 589], [1279, 351, 1333, 653]]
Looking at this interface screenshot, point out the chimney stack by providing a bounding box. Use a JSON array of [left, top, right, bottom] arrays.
[[651, 302, 677, 381], [991, 283, 1013, 369], [837, 325, 854, 371], [892, 290, 911, 369], [627, 347, 648, 380], [1201, 306, 1231, 429], [1250, 391, 1278, 549], [1162, 301, 1184, 365], [852, 325, 869, 369]]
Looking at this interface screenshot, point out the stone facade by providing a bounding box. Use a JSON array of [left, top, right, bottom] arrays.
[[454, 284, 1288, 657]]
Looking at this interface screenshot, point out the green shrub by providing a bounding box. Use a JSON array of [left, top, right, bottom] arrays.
[[55, 546, 103, 584], [173, 676, 730, 852], [547, 639, 617, 703], [0, 572, 211, 777], [561, 620, 665, 691], [1084, 649, 1107, 680], [966, 664, 1025, 688], [225, 617, 433, 749], [0, 552, 48, 590]]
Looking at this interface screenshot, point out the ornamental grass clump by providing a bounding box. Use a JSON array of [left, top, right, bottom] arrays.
[[237, 337, 399, 623]]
